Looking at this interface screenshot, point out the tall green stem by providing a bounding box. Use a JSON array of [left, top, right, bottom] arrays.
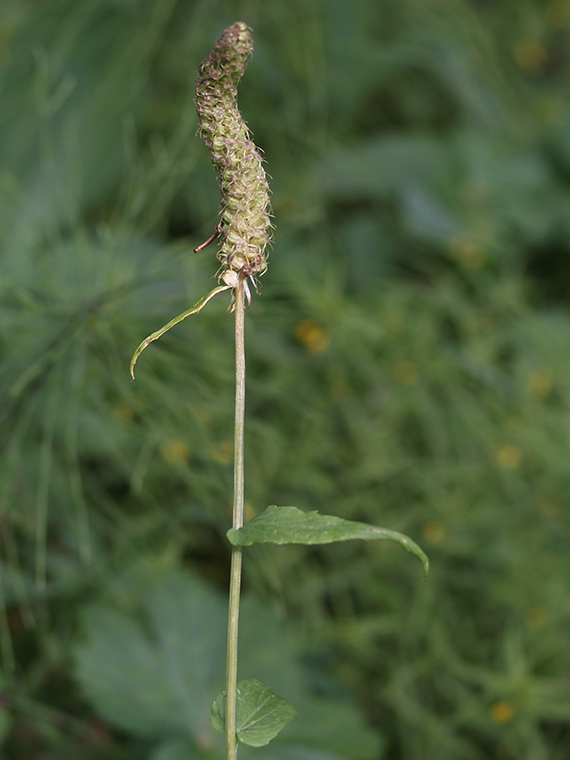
[[225, 280, 246, 759]]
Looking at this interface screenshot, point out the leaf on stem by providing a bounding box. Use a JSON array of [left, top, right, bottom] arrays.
[[129, 285, 231, 379], [227, 505, 429, 577], [211, 678, 296, 747]]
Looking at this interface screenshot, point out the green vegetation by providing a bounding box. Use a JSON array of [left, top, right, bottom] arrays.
[[131, 23, 425, 758], [1, 0, 570, 758]]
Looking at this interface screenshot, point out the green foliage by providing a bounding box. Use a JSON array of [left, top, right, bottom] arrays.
[[2, 0, 570, 758], [74, 564, 380, 759], [211, 679, 296, 747], [227, 505, 428, 575]]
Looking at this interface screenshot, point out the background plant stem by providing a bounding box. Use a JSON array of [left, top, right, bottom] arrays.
[[225, 280, 246, 760]]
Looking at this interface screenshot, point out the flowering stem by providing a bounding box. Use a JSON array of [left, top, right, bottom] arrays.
[[225, 279, 246, 759]]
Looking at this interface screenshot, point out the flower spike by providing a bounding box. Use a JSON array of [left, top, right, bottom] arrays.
[[195, 21, 272, 285]]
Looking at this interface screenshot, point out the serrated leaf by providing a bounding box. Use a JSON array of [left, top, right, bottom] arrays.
[[211, 678, 296, 747], [227, 506, 428, 577]]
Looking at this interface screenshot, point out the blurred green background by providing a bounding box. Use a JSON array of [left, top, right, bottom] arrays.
[[2, 0, 570, 758]]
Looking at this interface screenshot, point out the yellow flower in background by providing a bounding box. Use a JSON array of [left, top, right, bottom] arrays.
[[294, 320, 330, 353], [448, 236, 487, 269], [513, 39, 547, 73], [496, 445, 522, 469], [393, 360, 418, 385], [490, 702, 515, 724], [422, 521, 446, 545], [528, 370, 552, 401], [112, 404, 134, 424], [160, 439, 189, 465]]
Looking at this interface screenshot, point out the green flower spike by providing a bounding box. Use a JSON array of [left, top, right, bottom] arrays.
[[130, 22, 270, 379], [195, 21, 272, 292]]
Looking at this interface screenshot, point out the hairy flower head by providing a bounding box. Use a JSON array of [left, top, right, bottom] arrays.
[[130, 23, 271, 379], [195, 22, 271, 285]]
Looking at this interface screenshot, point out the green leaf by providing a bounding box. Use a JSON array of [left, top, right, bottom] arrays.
[[211, 678, 296, 747], [130, 284, 231, 379], [74, 565, 382, 758], [228, 506, 429, 577], [73, 568, 227, 740]]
